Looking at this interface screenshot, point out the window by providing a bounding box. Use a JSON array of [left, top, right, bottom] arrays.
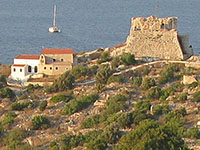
[[66, 68, 68, 70], [28, 66, 31, 72], [34, 66, 38, 73], [53, 59, 56, 62], [61, 59, 64, 62], [41, 56, 43, 59], [20, 69, 22, 72], [44, 67, 46, 70], [50, 67, 52, 70], [56, 67, 58, 70], [13, 68, 16, 72]]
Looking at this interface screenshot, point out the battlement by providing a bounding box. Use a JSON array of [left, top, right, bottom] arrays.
[[131, 16, 177, 32]]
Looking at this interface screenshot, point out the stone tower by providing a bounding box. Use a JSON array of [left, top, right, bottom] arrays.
[[111, 16, 193, 60]]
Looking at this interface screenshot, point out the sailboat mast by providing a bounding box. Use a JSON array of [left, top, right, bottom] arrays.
[[53, 5, 56, 27]]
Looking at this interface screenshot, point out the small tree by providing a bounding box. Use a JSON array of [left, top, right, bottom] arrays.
[[32, 115, 50, 130], [121, 52, 136, 66], [71, 64, 90, 79], [49, 71, 75, 92], [95, 64, 113, 92]]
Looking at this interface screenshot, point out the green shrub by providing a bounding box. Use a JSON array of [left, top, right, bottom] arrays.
[[132, 76, 142, 87], [39, 100, 48, 111], [6, 128, 28, 150], [160, 87, 175, 101], [141, 78, 156, 90], [100, 124, 120, 144], [26, 84, 42, 92], [84, 129, 103, 143], [11, 100, 34, 111], [19, 94, 28, 100], [0, 88, 15, 98], [49, 141, 59, 150], [107, 75, 124, 84], [71, 64, 90, 79], [174, 92, 188, 102], [158, 64, 179, 84], [132, 110, 147, 125], [135, 100, 151, 113], [173, 83, 184, 92], [105, 94, 127, 115], [104, 113, 121, 126], [48, 71, 75, 92], [146, 86, 162, 99], [96, 64, 113, 92], [184, 127, 200, 139], [2, 112, 17, 126], [58, 133, 85, 150], [115, 119, 188, 150], [50, 94, 73, 103], [87, 138, 108, 150], [97, 51, 112, 64], [165, 108, 187, 122], [193, 91, 200, 102], [32, 115, 50, 130], [121, 52, 136, 66], [153, 105, 170, 116], [11, 102, 24, 111], [21, 100, 34, 108], [81, 114, 102, 128], [61, 94, 99, 115], [168, 64, 180, 72], [116, 113, 134, 128]]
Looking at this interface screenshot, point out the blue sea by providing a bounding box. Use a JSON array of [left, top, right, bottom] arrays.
[[0, 0, 200, 64]]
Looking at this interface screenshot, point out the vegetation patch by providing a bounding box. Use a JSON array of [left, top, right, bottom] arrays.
[[61, 94, 99, 115]]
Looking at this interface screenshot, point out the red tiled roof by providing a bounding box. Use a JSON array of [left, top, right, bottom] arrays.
[[42, 48, 74, 54], [15, 54, 40, 60], [12, 64, 26, 67]]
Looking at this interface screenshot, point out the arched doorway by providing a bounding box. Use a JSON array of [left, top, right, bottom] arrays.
[[28, 66, 32, 73], [34, 66, 38, 73]]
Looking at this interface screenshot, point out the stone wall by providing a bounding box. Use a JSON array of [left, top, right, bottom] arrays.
[[110, 16, 193, 60]]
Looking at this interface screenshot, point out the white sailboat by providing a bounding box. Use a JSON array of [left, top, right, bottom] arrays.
[[48, 5, 61, 33]]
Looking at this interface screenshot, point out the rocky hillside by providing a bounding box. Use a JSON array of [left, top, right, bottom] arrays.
[[0, 51, 200, 150]]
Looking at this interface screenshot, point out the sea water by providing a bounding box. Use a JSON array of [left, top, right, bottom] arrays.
[[0, 0, 200, 64]]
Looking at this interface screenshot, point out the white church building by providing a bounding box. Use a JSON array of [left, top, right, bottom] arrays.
[[11, 54, 40, 80]]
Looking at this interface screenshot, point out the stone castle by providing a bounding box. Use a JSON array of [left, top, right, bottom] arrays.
[[111, 16, 193, 60]]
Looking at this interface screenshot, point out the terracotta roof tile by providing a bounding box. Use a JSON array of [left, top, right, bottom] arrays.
[[12, 64, 26, 67], [42, 48, 74, 54], [15, 54, 40, 60]]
